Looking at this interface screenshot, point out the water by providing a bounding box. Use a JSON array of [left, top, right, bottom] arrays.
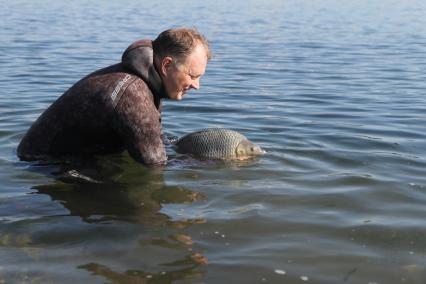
[[1, 0, 426, 283]]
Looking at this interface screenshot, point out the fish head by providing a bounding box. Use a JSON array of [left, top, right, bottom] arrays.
[[235, 139, 266, 158]]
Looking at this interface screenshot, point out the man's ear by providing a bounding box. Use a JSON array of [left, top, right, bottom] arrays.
[[161, 57, 173, 76]]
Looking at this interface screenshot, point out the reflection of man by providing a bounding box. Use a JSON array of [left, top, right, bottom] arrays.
[[33, 164, 206, 225], [32, 165, 208, 281], [17, 28, 211, 165]]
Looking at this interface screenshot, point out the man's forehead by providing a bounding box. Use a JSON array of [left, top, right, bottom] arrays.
[[185, 48, 207, 71], [189, 44, 208, 60], [189, 59, 206, 74]]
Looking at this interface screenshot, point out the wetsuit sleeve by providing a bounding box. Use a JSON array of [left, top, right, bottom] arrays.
[[113, 82, 167, 166]]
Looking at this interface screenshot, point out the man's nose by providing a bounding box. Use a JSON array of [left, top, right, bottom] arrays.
[[190, 78, 200, 90]]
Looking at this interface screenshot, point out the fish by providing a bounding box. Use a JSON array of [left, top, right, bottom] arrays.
[[174, 128, 265, 159]]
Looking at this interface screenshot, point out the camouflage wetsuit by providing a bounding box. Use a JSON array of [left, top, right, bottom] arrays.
[[17, 40, 168, 165]]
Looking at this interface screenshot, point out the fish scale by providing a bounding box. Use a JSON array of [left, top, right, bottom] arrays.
[[175, 128, 247, 158]]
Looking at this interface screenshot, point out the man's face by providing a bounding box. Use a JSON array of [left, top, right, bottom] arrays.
[[160, 44, 208, 100]]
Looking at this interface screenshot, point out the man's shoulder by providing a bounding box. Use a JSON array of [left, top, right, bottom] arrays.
[[111, 74, 154, 104]]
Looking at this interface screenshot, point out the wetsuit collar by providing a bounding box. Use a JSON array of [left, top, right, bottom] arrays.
[[121, 40, 168, 99]]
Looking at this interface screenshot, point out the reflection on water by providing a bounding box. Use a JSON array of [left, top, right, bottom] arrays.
[[1, 155, 209, 283], [32, 157, 206, 225], [79, 263, 204, 284]]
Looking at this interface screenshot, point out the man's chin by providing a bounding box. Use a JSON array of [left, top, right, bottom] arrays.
[[176, 93, 185, 100], [167, 92, 185, 100]]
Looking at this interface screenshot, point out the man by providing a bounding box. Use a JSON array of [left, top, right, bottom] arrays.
[[17, 28, 211, 166]]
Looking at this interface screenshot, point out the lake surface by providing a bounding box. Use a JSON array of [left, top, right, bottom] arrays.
[[1, 0, 426, 283]]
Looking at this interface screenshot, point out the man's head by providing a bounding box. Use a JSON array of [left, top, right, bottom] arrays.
[[153, 28, 211, 100]]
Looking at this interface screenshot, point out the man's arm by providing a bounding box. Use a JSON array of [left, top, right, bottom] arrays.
[[112, 81, 167, 166]]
